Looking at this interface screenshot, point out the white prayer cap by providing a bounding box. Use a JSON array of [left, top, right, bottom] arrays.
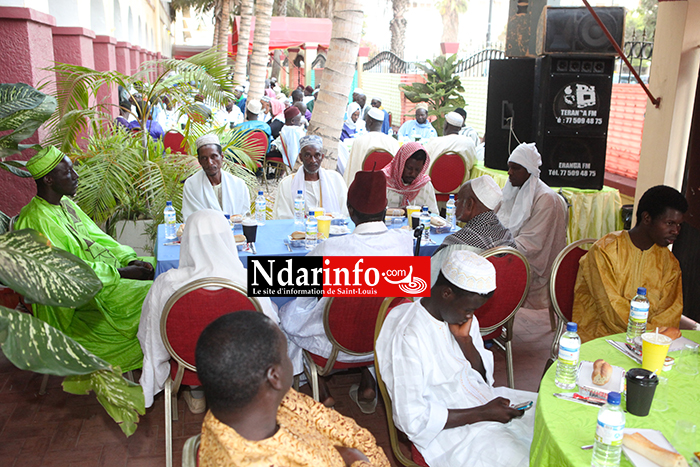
[[372, 96, 382, 103], [445, 111, 464, 127], [368, 107, 384, 122], [416, 102, 429, 111], [508, 142, 541, 178], [246, 99, 262, 115], [470, 176, 502, 210], [299, 135, 323, 151], [235, 85, 245, 92], [195, 134, 220, 150], [353, 88, 365, 96], [441, 250, 496, 294]]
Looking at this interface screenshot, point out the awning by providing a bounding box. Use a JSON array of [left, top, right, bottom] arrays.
[[229, 16, 332, 55]]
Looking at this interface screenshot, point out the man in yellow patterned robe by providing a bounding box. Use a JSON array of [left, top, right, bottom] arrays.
[[572, 185, 687, 342], [196, 311, 390, 467]]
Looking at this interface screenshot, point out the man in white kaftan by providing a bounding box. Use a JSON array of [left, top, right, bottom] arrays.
[[182, 134, 251, 221], [273, 136, 349, 219], [274, 106, 306, 168], [423, 111, 477, 178], [376, 250, 536, 467], [496, 142, 568, 309], [343, 107, 399, 185]]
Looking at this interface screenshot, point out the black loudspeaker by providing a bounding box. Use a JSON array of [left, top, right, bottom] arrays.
[[484, 58, 537, 171], [537, 7, 625, 55]]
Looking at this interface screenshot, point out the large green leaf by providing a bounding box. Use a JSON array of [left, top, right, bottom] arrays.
[[0, 305, 145, 436], [0, 210, 10, 236], [0, 229, 102, 307], [0, 83, 56, 129], [0, 160, 32, 177]]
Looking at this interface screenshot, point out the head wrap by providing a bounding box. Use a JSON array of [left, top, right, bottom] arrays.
[[26, 146, 65, 179], [470, 176, 502, 210], [344, 102, 362, 130], [284, 105, 301, 123], [441, 250, 496, 294], [445, 111, 464, 127], [353, 88, 365, 96], [508, 142, 542, 178], [497, 142, 542, 236], [368, 107, 384, 122], [348, 170, 387, 214], [299, 135, 322, 152], [246, 99, 262, 115], [269, 98, 284, 117], [195, 134, 220, 150], [381, 142, 431, 206], [304, 85, 314, 94]]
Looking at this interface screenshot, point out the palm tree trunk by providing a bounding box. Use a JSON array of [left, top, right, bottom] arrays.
[[247, 0, 274, 103], [440, 11, 459, 43], [217, 0, 232, 51], [308, 0, 363, 170], [212, 0, 222, 47], [234, 0, 253, 86], [390, 0, 408, 64]]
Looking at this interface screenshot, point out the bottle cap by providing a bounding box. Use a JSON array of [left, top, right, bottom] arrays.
[[566, 322, 577, 332], [166, 200, 172, 206], [607, 391, 621, 405], [449, 194, 454, 199], [422, 206, 428, 212], [258, 190, 263, 195], [297, 190, 303, 194], [637, 287, 646, 295]]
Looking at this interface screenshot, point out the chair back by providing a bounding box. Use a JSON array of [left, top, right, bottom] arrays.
[[240, 129, 269, 167], [163, 131, 187, 155], [160, 278, 262, 377], [362, 150, 393, 171], [476, 247, 530, 338], [429, 152, 468, 201]]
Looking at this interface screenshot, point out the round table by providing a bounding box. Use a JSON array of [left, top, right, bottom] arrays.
[[530, 331, 700, 466]]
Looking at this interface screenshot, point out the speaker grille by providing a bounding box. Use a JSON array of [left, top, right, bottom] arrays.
[[538, 7, 625, 55]]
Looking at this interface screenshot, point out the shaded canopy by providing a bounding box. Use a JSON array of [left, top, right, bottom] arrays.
[[229, 16, 332, 54]]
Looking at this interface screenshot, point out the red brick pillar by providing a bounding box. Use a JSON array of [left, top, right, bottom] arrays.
[[0, 6, 56, 216], [115, 41, 131, 75], [93, 35, 118, 117], [52, 27, 96, 69], [130, 45, 140, 75]]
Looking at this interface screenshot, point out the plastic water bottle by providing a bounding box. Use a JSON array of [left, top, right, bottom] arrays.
[[411, 127, 418, 142], [305, 211, 317, 250], [626, 287, 649, 344], [446, 194, 456, 230], [555, 322, 581, 390], [255, 190, 266, 226], [420, 206, 431, 241], [164, 201, 177, 240], [294, 190, 305, 226], [591, 392, 625, 467]]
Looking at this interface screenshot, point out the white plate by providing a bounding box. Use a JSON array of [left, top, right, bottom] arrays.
[[329, 225, 351, 236], [622, 428, 678, 467]]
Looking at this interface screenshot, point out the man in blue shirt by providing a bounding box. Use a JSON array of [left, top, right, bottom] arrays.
[[234, 99, 272, 151], [398, 104, 437, 141]]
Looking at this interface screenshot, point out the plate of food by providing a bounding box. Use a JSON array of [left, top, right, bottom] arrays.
[[430, 216, 452, 234], [622, 429, 686, 467], [329, 225, 351, 236], [288, 231, 307, 248], [234, 234, 248, 251], [577, 359, 625, 401]]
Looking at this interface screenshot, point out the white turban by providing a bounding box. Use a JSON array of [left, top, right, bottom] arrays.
[[195, 134, 220, 150], [508, 142, 541, 179], [353, 88, 365, 96], [441, 250, 496, 294], [498, 142, 542, 236], [445, 111, 464, 127], [470, 175, 502, 211]]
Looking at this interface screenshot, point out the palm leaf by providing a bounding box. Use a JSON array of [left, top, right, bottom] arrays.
[[0, 229, 102, 307]]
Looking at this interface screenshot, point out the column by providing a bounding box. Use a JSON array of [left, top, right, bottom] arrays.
[[52, 27, 96, 69], [115, 41, 131, 75], [93, 35, 118, 117], [130, 45, 140, 75]]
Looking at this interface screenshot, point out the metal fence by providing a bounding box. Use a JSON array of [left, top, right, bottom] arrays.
[[615, 30, 653, 84], [362, 51, 424, 74], [363, 45, 505, 76]]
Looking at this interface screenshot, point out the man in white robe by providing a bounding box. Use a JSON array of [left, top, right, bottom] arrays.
[[343, 107, 400, 185], [376, 250, 536, 467], [495, 142, 568, 309], [279, 170, 413, 410], [273, 135, 349, 219], [383, 142, 439, 213], [276, 106, 306, 168], [423, 111, 477, 178], [182, 134, 251, 221], [138, 209, 278, 411]]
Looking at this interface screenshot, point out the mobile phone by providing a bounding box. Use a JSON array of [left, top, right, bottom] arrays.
[[513, 401, 533, 411]]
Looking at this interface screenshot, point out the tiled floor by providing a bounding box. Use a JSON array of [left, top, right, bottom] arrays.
[[0, 308, 555, 467]]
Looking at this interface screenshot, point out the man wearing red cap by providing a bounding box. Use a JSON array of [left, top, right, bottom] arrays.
[[274, 106, 306, 168], [279, 170, 413, 412]]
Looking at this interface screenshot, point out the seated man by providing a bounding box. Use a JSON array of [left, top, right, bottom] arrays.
[[273, 136, 349, 219], [397, 104, 437, 142], [454, 107, 480, 148], [196, 311, 390, 467], [214, 99, 244, 128], [341, 102, 365, 142], [139, 209, 278, 411], [382, 142, 439, 213], [572, 185, 687, 342], [376, 250, 535, 467], [496, 142, 568, 309], [343, 107, 400, 185], [369, 97, 391, 135], [423, 111, 477, 175], [279, 170, 413, 410], [276, 106, 306, 168], [235, 99, 272, 150], [17, 147, 154, 371], [182, 134, 251, 221]]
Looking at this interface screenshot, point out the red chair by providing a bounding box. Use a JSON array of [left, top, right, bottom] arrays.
[[374, 297, 428, 467], [163, 130, 188, 154], [240, 129, 269, 168], [476, 247, 531, 389], [362, 150, 393, 171], [548, 239, 596, 362], [429, 152, 469, 202], [160, 277, 263, 467]]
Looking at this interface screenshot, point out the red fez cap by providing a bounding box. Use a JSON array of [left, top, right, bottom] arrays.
[[348, 170, 387, 214], [284, 105, 300, 122]]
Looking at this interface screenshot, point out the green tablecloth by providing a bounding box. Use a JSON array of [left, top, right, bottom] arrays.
[[530, 331, 700, 467], [470, 163, 624, 244]]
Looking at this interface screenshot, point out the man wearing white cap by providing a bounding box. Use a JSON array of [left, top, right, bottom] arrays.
[[423, 111, 477, 177], [342, 106, 400, 185], [182, 134, 251, 221], [496, 142, 568, 309], [376, 250, 536, 467], [367, 97, 391, 134], [397, 104, 438, 142], [234, 99, 272, 149], [272, 135, 349, 219]]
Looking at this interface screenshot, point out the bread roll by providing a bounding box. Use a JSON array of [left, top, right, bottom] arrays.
[[622, 433, 689, 467], [386, 208, 405, 217], [230, 214, 243, 223], [234, 234, 246, 243], [430, 216, 446, 227], [291, 231, 306, 240], [658, 327, 682, 340], [591, 359, 612, 386]]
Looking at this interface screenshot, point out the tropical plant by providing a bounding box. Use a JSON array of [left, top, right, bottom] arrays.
[[399, 54, 466, 136], [248, 0, 275, 103], [170, 0, 232, 48], [436, 0, 468, 44], [0, 228, 144, 436]]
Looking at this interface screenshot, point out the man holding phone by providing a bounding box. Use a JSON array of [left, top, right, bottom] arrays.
[[376, 250, 536, 467]]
